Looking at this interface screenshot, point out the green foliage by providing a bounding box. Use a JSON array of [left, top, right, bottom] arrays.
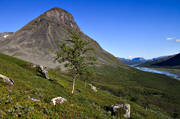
[[55, 31, 96, 93]]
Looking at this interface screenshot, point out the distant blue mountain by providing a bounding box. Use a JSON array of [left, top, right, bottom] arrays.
[[132, 57, 146, 62], [152, 56, 169, 61], [118, 57, 146, 66]]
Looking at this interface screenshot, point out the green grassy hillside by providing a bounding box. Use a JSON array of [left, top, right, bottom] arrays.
[[0, 53, 180, 118]]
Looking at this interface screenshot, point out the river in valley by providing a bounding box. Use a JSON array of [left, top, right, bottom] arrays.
[[136, 67, 180, 80]]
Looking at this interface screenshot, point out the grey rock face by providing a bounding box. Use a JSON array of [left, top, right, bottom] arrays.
[[0, 74, 14, 85]]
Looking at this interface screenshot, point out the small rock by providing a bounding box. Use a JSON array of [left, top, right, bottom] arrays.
[[51, 97, 67, 105], [106, 103, 130, 118], [0, 74, 14, 85], [89, 84, 97, 92], [29, 97, 40, 102], [112, 104, 130, 118], [34, 65, 50, 80], [70, 104, 74, 107]]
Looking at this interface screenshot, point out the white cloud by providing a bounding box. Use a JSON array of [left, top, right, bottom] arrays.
[[176, 39, 180, 42], [166, 37, 174, 40], [129, 56, 133, 58]]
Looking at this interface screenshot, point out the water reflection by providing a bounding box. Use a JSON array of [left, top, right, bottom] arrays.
[[136, 67, 180, 80]]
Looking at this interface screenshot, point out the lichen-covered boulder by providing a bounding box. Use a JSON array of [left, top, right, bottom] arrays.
[[51, 97, 67, 105], [0, 74, 14, 85]]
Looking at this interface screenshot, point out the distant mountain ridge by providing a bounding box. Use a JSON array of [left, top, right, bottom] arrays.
[[132, 57, 146, 62], [151, 53, 180, 68], [118, 57, 146, 66], [138, 54, 180, 68]]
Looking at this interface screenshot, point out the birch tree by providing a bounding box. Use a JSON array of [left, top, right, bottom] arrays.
[[55, 32, 96, 94]]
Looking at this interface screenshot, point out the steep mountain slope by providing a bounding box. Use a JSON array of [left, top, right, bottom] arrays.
[[0, 52, 179, 118], [151, 53, 180, 68], [0, 8, 122, 68], [138, 55, 174, 67]]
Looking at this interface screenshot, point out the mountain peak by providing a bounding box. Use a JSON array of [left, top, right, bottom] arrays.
[[0, 7, 120, 68], [42, 7, 80, 31], [47, 7, 72, 16], [45, 7, 73, 19]]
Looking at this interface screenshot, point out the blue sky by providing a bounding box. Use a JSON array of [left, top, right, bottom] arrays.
[[0, 0, 180, 59]]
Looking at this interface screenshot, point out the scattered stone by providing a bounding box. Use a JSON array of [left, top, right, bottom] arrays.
[[89, 84, 97, 92], [29, 97, 40, 102], [34, 65, 50, 80], [0, 74, 14, 85], [70, 104, 74, 107], [51, 97, 67, 105], [105, 103, 130, 118]]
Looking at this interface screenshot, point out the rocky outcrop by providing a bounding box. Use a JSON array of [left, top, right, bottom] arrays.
[[89, 84, 97, 92], [34, 65, 50, 80], [105, 103, 130, 118], [51, 97, 67, 105], [0, 74, 14, 85]]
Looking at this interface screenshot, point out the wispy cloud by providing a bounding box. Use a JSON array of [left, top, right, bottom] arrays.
[[166, 37, 174, 40], [166, 37, 180, 43], [176, 39, 180, 42], [129, 56, 133, 58]]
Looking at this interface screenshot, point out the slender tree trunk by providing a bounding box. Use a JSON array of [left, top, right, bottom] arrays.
[[84, 80, 86, 88], [72, 77, 76, 94]]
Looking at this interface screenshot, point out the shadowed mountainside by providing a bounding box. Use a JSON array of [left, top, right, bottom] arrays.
[[139, 53, 180, 69], [151, 53, 180, 68], [138, 55, 174, 67]]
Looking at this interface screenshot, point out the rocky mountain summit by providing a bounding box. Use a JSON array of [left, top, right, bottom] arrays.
[[0, 8, 121, 68]]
